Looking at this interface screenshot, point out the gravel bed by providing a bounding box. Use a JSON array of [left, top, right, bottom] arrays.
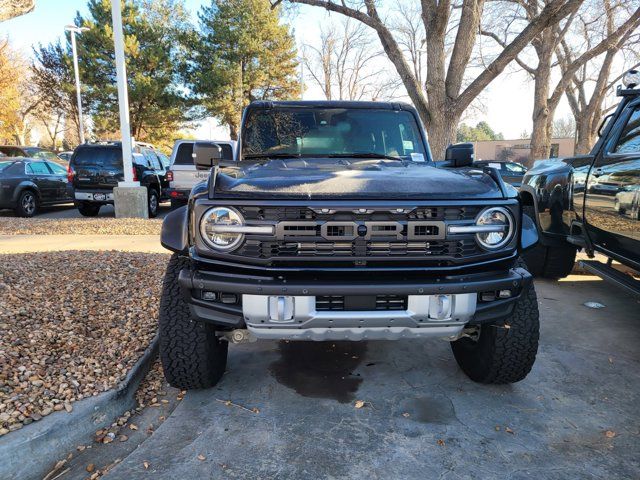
[[0, 251, 168, 436], [0, 218, 162, 236]]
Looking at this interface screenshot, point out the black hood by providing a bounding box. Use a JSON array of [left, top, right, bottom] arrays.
[[213, 158, 505, 200]]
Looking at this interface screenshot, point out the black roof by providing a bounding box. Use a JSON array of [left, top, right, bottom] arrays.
[[247, 100, 416, 111]]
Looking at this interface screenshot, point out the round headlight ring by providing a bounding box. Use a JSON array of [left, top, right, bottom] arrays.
[[200, 206, 245, 252], [474, 206, 514, 250]]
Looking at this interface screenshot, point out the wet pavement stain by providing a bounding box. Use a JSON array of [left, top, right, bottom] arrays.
[[269, 341, 367, 403], [403, 395, 457, 424]]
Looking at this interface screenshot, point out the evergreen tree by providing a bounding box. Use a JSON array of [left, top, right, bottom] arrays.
[[48, 0, 195, 144], [190, 0, 300, 139]]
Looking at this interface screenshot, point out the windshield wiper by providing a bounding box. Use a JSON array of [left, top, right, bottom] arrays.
[[243, 153, 303, 159], [328, 153, 405, 161]]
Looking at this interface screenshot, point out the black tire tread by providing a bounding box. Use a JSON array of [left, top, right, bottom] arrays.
[[159, 254, 227, 389], [452, 259, 540, 384], [78, 203, 100, 217]]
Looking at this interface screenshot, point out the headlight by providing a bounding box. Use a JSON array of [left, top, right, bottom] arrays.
[[200, 206, 245, 251], [474, 207, 514, 250]]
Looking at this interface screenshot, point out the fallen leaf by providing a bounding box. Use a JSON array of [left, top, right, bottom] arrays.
[[198, 454, 206, 461], [402, 412, 410, 418], [505, 427, 514, 434], [604, 430, 616, 438], [437, 439, 445, 446], [608, 357, 613, 364], [354, 400, 365, 409], [143, 461, 150, 470], [495, 426, 501, 431], [129, 424, 138, 431], [77, 445, 86, 451], [118, 435, 128, 442], [86, 464, 95, 473], [251, 407, 260, 414]]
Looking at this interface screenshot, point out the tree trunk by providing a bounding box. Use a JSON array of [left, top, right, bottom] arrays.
[[427, 109, 461, 160], [529, 31, 554, 165], [229, 121, 239, 141]]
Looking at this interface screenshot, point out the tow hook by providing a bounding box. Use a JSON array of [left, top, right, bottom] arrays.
[[221, 329, 257, 344]]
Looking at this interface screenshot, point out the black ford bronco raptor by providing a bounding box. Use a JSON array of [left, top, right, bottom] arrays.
[[159, 101, 540, 389]]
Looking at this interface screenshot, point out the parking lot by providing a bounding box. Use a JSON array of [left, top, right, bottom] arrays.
[[0, 202, 172, 219], [101, 277, 640, 480]]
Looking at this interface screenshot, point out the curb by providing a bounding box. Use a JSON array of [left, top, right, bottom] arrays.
[[0, 335, 159, 480]]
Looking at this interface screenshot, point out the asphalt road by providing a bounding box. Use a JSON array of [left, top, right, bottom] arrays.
[[0, 202, 172, 219], [102, 277, 640, 480]]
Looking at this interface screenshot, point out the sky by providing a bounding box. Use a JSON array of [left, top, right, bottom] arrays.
[[0, 0, 572, 142]]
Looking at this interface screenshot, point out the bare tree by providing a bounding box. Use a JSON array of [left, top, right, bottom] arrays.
[[485, 0, 640, 163], [302, 18, 399, 101], [277, 0, 583, 158], [552, 115, 575, 138], [563, 1, 640, 153]]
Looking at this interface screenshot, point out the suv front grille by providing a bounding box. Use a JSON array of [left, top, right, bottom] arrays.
[[220, 205, 500, 263], [236, 239, 480, 258]]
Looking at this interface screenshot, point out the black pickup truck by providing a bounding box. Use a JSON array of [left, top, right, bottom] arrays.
[[159, 100, 541, 389], [521, 70, 640, 295]]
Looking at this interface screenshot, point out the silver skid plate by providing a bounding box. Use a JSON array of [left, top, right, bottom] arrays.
[[242, 293, 476, 341]]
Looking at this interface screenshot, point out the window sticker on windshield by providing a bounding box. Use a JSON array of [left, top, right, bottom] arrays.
[[411, 153, 425, 162], [488, 162, 501, 169], [403, 140, 414, 151]]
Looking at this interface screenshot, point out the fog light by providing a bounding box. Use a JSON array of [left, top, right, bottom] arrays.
[[202, 291, 217, 301], [220, 293, 238, 304], [498, 290, 512, 299], [480, 291, 496, 302], [429, 294, 452, 320]]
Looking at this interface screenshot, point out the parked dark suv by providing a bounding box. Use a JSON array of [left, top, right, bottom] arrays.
[[68, 142, 168, 217]]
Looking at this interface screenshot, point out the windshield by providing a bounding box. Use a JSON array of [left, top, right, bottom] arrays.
[[241, 107, 427, 161], [24, 148, 60, 161]]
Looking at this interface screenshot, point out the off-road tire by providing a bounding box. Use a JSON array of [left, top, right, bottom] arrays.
[[451, 259, 539, 384], [159, 253, 228, 389], [15, 190, 38, 217], [522, 206, 576, 279], [148, 188, 159, 218], [78, 202, 101, 217]]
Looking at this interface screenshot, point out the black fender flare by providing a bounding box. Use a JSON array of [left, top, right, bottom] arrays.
[[520, 209, 539, 251], [13, 181, 40, 203], [161, 205, 189, 253]]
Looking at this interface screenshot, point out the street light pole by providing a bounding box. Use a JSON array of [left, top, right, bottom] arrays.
[[110, 0, 137, 187], [65, 25, 89, 145], [110, 0, 146, 218]]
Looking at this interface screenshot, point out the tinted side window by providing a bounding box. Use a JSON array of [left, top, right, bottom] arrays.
[[26, 162, 51, 174], [72, 147, 122, 167], [614, 107, 640, 154], [46, 161, 67, 175], [174, 143, 194, 165]]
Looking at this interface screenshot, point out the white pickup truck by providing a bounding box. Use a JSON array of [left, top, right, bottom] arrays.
[[166, 139, 237, 208]]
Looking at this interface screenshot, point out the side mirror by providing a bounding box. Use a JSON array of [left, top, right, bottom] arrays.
[[193, 142, 222, 171], [445, 142, 474, 167]]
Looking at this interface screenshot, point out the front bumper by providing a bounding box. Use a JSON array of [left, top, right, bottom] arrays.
[[178, 265, 531, 340]]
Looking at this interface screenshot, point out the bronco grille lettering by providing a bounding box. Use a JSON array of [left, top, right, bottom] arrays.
[[274, 221, 446, 241]]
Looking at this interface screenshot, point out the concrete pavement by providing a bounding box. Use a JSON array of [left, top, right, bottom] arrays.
[[103, 277, 640, 480]]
